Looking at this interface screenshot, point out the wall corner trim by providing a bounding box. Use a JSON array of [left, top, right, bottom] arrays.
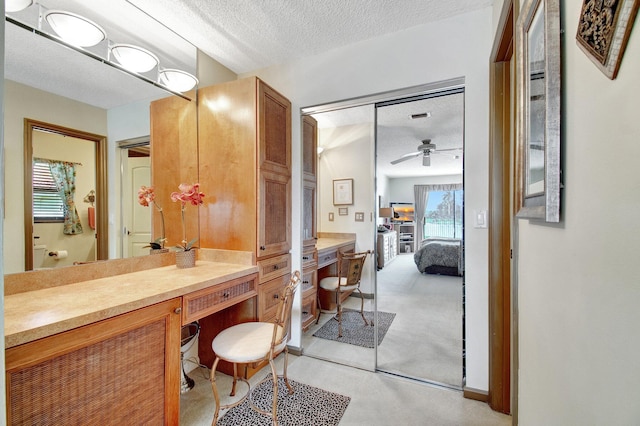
[[463, 387, 489, 402]]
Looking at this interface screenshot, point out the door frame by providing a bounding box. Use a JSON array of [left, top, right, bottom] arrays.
[[23, 119, 108, 270], [488, 0, 517, 416]]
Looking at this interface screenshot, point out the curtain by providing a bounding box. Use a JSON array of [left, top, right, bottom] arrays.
[[414, 183, 462, 246], [48, 161, 83, 235]]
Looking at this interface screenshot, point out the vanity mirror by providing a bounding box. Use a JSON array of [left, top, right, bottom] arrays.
[[4, 0, 198, 273]]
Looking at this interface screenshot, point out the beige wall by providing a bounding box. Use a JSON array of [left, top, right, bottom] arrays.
[[3, 81, 107, 273], [516, 0, 640, 424], [33, 132, 97, 268]]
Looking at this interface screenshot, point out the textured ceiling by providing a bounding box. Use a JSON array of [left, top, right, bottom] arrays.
[[313, 92, 464, 178], [6, 0, 480, 176], [128, 0, 492, 74]]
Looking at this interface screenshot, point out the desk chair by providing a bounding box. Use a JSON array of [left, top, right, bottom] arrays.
[[210, 271, 300, 425], [316, 250, 371, 338]]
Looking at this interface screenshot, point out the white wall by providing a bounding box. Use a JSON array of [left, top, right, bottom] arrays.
[[248, 7, 493, 391], [516, 0, 640, 424], [107, 98, 155, 259], [317, 122, 376, 293]]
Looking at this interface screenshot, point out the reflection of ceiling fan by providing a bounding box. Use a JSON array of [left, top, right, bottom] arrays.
[[390, 139, 462, 167]]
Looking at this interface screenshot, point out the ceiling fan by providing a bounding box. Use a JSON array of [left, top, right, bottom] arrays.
[[390, 139, 461, 167]]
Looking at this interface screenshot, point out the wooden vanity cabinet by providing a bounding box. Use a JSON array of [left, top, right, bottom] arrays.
[[302, 115, 318, 248], [197, 77, 292, 332], [149, 93, 199, 248], [5, 298, 182, 425], [197, 76, 291, 259]]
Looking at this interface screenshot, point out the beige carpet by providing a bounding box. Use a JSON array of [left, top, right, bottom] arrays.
[[302, 253, 463, 387], [376, 253, 463, 387]]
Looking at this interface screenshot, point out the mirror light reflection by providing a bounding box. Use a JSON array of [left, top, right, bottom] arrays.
[[3, 1, 199, 273], [526, 1, 546, 197]]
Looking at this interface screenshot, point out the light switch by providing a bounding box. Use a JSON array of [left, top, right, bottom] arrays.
[[474, 210, 487, 228]]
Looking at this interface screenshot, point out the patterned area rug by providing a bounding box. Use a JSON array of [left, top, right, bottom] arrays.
[[217, 375, 350, 426], [313, 310, 396, 348]]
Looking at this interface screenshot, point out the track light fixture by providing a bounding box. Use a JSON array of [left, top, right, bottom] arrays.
[[6, 3, 198, 94], [45, 10, 107, 47]]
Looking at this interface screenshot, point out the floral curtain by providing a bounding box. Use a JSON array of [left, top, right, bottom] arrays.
[[48, 160, 83, 235]]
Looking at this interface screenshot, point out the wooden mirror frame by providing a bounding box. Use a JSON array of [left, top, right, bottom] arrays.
[[23, 119, 108, 270]]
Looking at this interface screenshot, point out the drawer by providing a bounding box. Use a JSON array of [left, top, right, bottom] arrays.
[[301, 292, 317, 332], [302, 246, 317, 270], [182, 274, 258, 323], [301, 267, 317, 297], [258, 253, 291, 284], [338, 243, 356, 254], [258, 274, 290, 321], [317, 248, 337, 269]]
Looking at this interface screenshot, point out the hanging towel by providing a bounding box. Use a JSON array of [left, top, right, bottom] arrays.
[[88, 206, 96, 230]]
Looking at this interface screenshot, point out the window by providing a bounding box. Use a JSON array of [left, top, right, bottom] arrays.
[[33, 160, 64, 222], [424, 190, 463, 239]]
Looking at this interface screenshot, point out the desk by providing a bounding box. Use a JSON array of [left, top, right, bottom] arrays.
[[316, 233, 356, 312], [4, 249, 257, 425]]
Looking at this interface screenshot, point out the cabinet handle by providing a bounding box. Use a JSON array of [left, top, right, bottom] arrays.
[[273, 294, 279, 299], [223, 292, 230, 298], [260, 246, 266, 251], [303, 280, 309, 284], [302, 256, 309, 260], [273, 265, 279, 270], [174, 307, 182, 314]]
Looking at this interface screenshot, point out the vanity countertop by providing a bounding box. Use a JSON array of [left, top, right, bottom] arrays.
[[5, 260, 258, 348], [316, 233, 356, 252]]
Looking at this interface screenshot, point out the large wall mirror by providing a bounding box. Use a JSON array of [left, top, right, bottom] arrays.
[[4, 1, 198, 273]]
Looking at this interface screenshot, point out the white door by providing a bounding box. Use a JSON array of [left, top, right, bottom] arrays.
[[123, 156, 151, 257]]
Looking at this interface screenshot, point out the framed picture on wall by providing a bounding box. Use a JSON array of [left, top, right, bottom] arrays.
[[515, 0, 561, 222], [576, 0, 639, 79], [333, 178, 353, 205]]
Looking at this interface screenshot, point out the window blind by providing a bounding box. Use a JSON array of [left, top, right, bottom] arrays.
[[33, 161, 64, 222]]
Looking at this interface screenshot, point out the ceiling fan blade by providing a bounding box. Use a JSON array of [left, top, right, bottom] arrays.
[[422, 154, 431, 166], [390, 151, 421, 165], [433, 147, 463, 152]]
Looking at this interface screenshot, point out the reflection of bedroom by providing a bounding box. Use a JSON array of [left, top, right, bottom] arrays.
[[310, 88, 466, 388]]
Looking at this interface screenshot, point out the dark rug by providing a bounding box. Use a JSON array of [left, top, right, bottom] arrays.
[[313, 310, 396, 348], [217, 375, 350, 426]]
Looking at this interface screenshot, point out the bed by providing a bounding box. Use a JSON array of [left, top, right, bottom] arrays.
[[413, 238, 463, 276]]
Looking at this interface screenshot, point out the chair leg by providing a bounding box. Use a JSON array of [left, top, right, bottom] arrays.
[[283, 347, 294, 395], [210, 357, 221, 426], [337, 294, 343, 338], [315, 290, 322, 324], [268, 358, 279, 426], [230, 362, 238, 397], [357, 288, 370, 326]]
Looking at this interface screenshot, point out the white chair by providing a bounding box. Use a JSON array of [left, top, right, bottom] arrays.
[[209, 271, 300, 425]]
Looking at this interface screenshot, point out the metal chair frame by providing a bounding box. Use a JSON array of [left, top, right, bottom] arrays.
[[316, 250, 372, 337], [210, 271, 301, 425]]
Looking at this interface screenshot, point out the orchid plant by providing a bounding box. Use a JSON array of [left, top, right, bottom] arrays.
[[137, 185, 166, 249], [171, 183, 205, 251]]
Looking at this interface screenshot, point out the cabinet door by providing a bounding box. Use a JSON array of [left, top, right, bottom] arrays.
[[302, 115, 317, 181], [5, 298, 182, 425], [258, 273, 291, 321], [303, 178, 317, 247], [258, 170, 291, 258], [258, 80, 291, 176]]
